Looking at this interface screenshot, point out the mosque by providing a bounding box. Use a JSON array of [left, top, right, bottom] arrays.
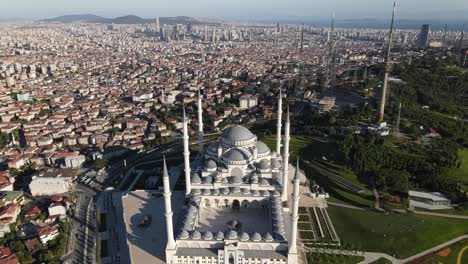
[[162, 90, 305, 264]]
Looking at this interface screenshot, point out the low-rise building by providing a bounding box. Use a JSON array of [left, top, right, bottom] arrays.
[[36, 225, 59, 244], [29, 168, 74, 196]]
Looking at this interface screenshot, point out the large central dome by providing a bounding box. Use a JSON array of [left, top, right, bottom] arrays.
[[221, 126, 256, 142]]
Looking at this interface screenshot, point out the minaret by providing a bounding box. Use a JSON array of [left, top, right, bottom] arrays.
[[276, 89, 282, 155], [163, 156, 177, 259], [378, 0, 397, 123], [282, 106, 291, 202], [183, 106, 191, 195], [197, 89, 204, 153], [288, 159, 301, 263]]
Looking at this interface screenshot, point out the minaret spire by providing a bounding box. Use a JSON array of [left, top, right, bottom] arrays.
[[197, 88, 204, 153], [288, 158, 301, 262], [163, 156, 177, 250], [276, 89, 283, 155], [378, 0, 397, 122], [282, 106, 291, 201], [182, 105, 191, 195]]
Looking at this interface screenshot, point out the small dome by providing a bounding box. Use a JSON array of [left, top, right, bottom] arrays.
[[215, 231, 224, 240], [191, 230, 201, 240], [241, 188, 250, 194], [239, 232, 250, 241], [206, 159, 217, 169], [226, 230, 238, 239], [275, 226, 286, 235], [221, 188, 230, 195], [260, 178, 269, 186], [261, 190, 271, 197], [231, 187, 241, 193], [222, 126, 255, 142], [256, 141, 270, 154], [212, 189, 220, 195], [203, 231, 213, 240], [192, 189, 201, 195], [192, 174, 201, 184], [264, 232, 274, 242], [203, 176, 213, 184], [271, 158, 281, 168], [272, 190, 281, 197], [222, 178, 229, 184], [251, 190, 260, 197], [178, 230, 189, 239], [202, 189, 211, 195], [257, 159, 270, 170], [251, 232, 262, 242], [231, 176, 242, 184]]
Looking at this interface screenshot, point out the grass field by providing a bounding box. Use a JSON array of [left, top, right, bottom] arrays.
[[260, 135, 374, 207], [327, 206, 468, 259], [449, 148, 468, 191]]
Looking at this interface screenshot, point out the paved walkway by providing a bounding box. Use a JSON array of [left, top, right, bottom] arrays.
[[413, 210, 468, 220]]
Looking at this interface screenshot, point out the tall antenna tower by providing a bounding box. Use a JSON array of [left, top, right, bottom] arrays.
[[378, 0, 397, 123], [323, 13, 336, 90], [458, 24, 465, 51], [300, 23, 304, 53], [443, 24, 448, 43]]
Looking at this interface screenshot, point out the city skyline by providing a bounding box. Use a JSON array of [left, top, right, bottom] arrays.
[[2, 0, 468, 21]]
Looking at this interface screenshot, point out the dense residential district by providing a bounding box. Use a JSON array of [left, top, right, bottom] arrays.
[[0, 14, 467, 264]]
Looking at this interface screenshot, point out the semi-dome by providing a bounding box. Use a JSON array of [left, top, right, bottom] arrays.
[[231, 176, 242, 184], [222, 148, 251, 163], [222, 126, 255, 142]]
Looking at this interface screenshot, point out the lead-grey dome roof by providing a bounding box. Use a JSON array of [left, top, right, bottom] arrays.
[[256, 141, 270, 154], [222, 126, 255, 142], [206, 159, 217, 169], [222, 148, 251, 162]]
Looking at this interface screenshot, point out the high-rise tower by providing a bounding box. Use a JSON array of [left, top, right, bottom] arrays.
[[378, 0, 397, 123], [418, 24, 430, 49]]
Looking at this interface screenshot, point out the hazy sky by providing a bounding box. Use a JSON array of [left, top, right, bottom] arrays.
[[2, 0, 467, 20]]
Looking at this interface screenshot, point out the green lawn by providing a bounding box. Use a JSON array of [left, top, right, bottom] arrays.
[[449, 148, 468, 191], [307, 253, 365, 264], [260, 135, 374, 207], [328, 206, 468, 259]]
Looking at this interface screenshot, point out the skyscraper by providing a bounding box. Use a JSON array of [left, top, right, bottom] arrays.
[[418, 24, 430, 49]]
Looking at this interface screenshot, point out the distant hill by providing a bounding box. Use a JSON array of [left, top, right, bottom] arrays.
[[41, 14, 107, 23], [40, 14, 218, 25]]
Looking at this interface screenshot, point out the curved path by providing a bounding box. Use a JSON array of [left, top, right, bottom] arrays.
[[457, 245, 468, 264]]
